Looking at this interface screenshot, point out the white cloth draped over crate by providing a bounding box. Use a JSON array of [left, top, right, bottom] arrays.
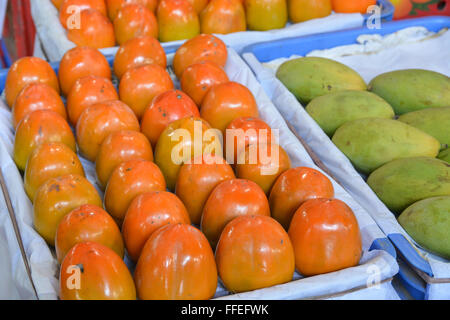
[[243, 27, 450, 300]]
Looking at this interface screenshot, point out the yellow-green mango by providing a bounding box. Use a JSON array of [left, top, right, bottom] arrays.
[[368, 69, 450, 115], [398, 107, 450, 147], [398, 196, 450, 259], [276, 57, 367, 105], [306, 90, 394, 136], [438, 148, 450, 163], [367, 157, 450, 213], [332, 118, 441, 174]]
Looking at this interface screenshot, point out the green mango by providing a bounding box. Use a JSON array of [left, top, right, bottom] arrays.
[[332, 118, 441, 174], [276, 57, 367, 105], [306, 90, 394, 136], [438, 148, 450, 163], [398, 107, 450, 147], [367, 157, 450, 213], [398, 196, 450, 259], [368, 69, 450, 115]]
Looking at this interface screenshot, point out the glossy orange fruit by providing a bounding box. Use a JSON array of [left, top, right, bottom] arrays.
[[119, 64, 174, 119], [216, 215, 295, 292], [236, 143, 291, 195], [106, 0, 159, 21], [200, 0, 246, 35], [24, 142, 85, 202], [113, 36, 167, 79], [175, 154, 235, 225], [201, 178, 270, 248], [5, 57, 59, 108], [95, 130, 154, 189], [288, 0, 332, 23], [157, 0, 200, 42], [12, 83, 66, 129], [140, 89, 200, 148], [332, 0, 376, 13], [114, 4, 158, 45], [269, 167, 335, 229], [223, 116, 272, 166], [76, 100, 140, 162], [55, 204, 124, 263], [187, 0, 209, 13], [67, 76, 119, 127], [60, 242, 136, 300], [288, 198, 362, 276], [246, 0, 287, 30], [172, 34, 227, 79], [34, 174, 102, 245], [67, 9, 116, 48], [134, 224, 217, 300], [13, 110, 76, 171], [104, 160, 166, 226], [154, 117, 223, 190], [180, 61, 229, 106], [59, 0, 107, 29], [201, 81, 259, 133], [122, 191, 191, 262], [58, 46, 111, 96]]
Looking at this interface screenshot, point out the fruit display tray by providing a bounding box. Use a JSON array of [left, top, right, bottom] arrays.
[[0, 47, 399, 300], [242, 16, 450, 300], [30, 0, 394, 62]]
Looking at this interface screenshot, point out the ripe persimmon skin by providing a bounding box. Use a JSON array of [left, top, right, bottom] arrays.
[[122, 191, 191, 262], [13, 110, 76, 172], [12, 83, 67, 129], [134, 224, 217, 300], [76, 100, 140, 162], [175, 155, 235, 225], [201, 178, 270, 248], [269, 167, 335, 229], [119, 64, 174, 119], [66, 75, 119, 127], [173, 34, 228, 79], [114, 4, 158, 46], [5, 57, 60, 108], [104, 159, 166, 226], [60, 242, 136, 300], [33, 174, 102, 246], [140, 89, 200, 149], [67, 9, 116, 49], [58, 46, 111, 97], [113, 36, 167, 79], [288, 198, 362, 276], [95, 130, 154, 190], [216, 215, 295, 293], [55, 204, 124, 263]]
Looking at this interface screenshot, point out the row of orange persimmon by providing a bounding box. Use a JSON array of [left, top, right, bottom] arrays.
[[49, 0, 377, 48], [4, 33, 363, 299]]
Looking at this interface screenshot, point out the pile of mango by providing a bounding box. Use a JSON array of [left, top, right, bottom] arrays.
[[277, 57, 450, 259]]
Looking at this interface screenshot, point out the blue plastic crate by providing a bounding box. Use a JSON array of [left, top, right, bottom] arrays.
[[243, 16, 450, 300]]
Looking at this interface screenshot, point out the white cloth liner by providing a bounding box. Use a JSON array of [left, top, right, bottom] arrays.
[[242, 26, 450, 300], [0, 48, 398, 300], [30, 0, 365, 62]]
